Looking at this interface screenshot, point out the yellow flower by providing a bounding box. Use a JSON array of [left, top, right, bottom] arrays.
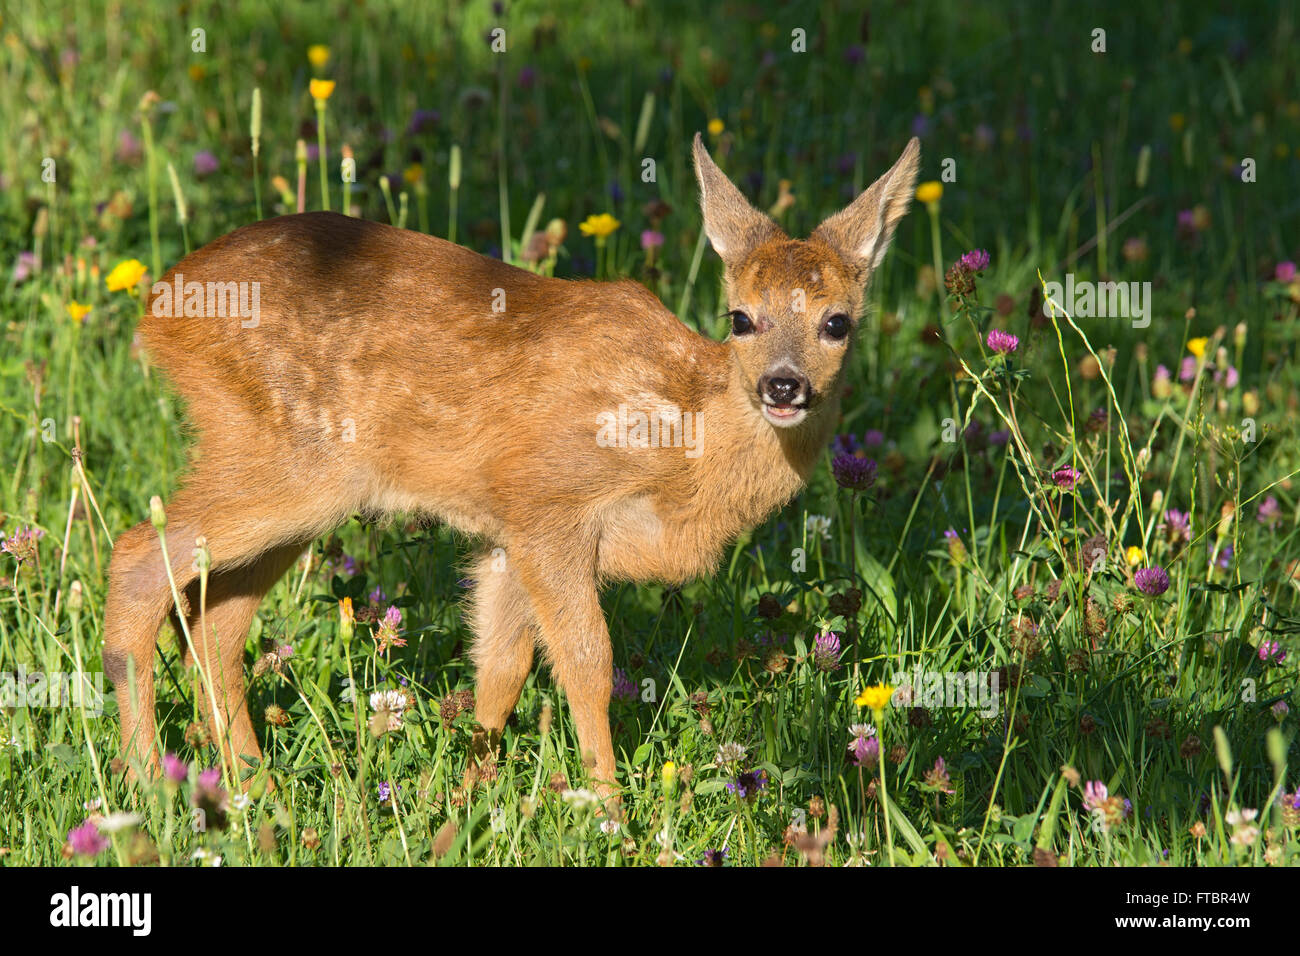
[[1186, 336, 1209, 358], [188, 63, 206, 83], [339, 596, 355, 642], [579, 213, 620, 239], [67, 301, 92, 323], [707, 117, 725, 136], [855, 683, 895, 713], [309, 78, 336, 103], [1126, 546, 1145, 567], [915, 180, 943, 205], [662, 761, 676, 787], [403, 163, 424, 185], [1169, 113, 1186, 133], [307, 44, 330, 70], [104, 258, 147, 292]]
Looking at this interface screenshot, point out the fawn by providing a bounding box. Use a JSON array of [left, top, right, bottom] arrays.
[[104, 133, 920, 805]]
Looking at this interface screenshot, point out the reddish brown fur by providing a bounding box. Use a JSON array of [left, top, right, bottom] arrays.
[[104, 135, 920, 805]]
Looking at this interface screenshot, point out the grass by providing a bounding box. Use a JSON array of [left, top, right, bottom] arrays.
[[1, 0, 1299, 866]]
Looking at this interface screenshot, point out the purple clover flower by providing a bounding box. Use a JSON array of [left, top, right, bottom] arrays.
[[959, 249, 990, 272], [406, 109, 442, 136], [812, 631, 841, 672], [849, 728, 879, 768], [1134, 566, 1170, 596], [832, 453, 877, 491], [1052, 467, 1082, 490], [67, 820, 109, 857], [726, 768, 768, 800], [1163, 509, 1191, 542], [163, 752, 189, 784], [832, 433, 862, 456], [193, 150, 219, 178], [612, 667, 638, 702], [986, 329, 1019, 354], [1257, 496, 1281, 528]]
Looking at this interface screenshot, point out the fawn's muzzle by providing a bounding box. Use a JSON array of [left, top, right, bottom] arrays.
[[759, 370, 810, 406], [757, 368, 811, 426]]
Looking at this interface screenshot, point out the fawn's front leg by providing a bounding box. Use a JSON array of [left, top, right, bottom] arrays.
[[511, 546, 619, 810]]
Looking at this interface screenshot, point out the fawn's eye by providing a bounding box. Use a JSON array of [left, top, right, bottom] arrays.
[[822, 313, 852, 340], [730, 311, 755, 336]]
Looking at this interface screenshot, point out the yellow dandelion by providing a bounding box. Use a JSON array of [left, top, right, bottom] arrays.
[[1125, 546, 1145, 567], [309, 78, 336, 103], [104, 258, 147, 292], [707, 117, 725, 136], [579, 213, 620, 239], [307, 44, 330, 70], [1169, 113, 1186, 133], [1186, 336, 1209, 358], [403, 163, 424, 185], [855, 683, 895, 713], [662, 761, 676, 787], [67, 301, 92, 323], [915, 180, 943, 205], [188, 63, 206, 83]]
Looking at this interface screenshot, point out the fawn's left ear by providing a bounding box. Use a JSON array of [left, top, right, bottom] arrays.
[[812, 137, 921, 280]]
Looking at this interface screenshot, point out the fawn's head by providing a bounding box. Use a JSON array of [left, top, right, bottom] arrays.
[[693, 134, 920, 428]]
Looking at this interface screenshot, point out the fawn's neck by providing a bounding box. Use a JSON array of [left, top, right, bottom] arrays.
[[690, 351, 839, 534]]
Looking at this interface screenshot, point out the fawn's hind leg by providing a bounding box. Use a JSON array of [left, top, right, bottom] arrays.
[[181, 542, 308, 775], [105, 484, 338, 778], [467, 549, 537, 761], [104, 519, 190, 774]]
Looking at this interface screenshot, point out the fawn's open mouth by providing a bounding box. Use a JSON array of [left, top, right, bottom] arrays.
[[761, 403, 808, 426]]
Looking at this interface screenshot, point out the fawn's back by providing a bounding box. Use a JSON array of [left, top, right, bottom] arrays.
[[142, 212, 755, 575]]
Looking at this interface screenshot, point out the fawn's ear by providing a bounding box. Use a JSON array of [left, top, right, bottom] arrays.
[[692, 132, 782, 269], [812, 137, 921, 280]]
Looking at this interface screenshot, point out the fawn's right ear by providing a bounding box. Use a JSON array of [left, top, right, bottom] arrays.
[[692, 132, 782, 270]]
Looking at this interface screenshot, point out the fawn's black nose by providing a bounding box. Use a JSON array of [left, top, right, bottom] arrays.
[[759, 371, 810, 406]]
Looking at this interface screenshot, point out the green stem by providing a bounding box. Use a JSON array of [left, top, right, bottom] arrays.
[[316, 105, 330, 212]]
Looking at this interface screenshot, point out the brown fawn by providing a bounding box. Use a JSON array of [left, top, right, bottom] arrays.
[[104, 133, 920, 804]]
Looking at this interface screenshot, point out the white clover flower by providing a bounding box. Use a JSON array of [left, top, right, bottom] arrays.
[[561, 788, 601, 812], [805, 514, 832, 541], [716, 742, 747, 766], [96, 811, 142, 834], [369, 689, 407, 714]]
